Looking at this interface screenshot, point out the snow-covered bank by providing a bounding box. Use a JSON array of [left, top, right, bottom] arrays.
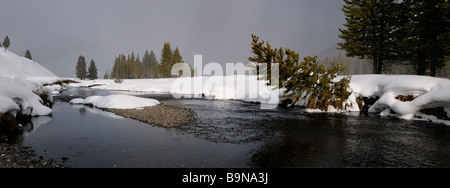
[[70, 94, 160, 109], [0, 50, 61, 117], [0, 77, 52, 116], [350, 75, 450, 125], [71, 75, 282, 105], [71, 74, 450, 125]]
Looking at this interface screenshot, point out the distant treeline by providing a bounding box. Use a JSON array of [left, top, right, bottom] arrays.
[[106, 42, 195, 80]]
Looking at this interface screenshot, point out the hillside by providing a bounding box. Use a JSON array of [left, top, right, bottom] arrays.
[[0, 50, 59, 84], [0, 49, 59, 116]]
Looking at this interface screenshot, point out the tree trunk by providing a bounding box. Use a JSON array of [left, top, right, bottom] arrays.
[[429, 59, 436, 77], [417, 61, 426, 75], [372, 56, 378, 74], [377, 58, 383, 74]]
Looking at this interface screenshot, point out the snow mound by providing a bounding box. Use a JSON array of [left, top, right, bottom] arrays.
[[0, 77, 52, 116], [0, 50, 60, 84], [70, 94, 160, 109], [350, 75, 450, 124]]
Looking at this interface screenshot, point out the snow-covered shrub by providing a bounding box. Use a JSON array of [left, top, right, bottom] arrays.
[[284, 56, 351, 111], [249, 34, 351, 111]]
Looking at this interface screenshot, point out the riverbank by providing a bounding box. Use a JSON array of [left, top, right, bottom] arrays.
[[104, 104, 197, 127], [0, 143, 65, 168]]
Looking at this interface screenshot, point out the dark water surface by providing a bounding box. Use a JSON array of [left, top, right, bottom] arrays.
[[17, 88, 450, 167]]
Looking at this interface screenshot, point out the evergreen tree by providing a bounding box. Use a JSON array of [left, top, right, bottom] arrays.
[[142, 50, 159, 78], [249, 35, 351, 110], [444, 2, 450, 61], [400, 0, 449, 76], [88, 59, 98, 80], [111, 55, 122, 79], [142, 50, 151, 78], [24, 50, 32, 60], [130, 53, 142, 79], [173, 47, 184, 64], [172, 47, 185, 76], [2, 36, 10, 52], [149, 50, 158, 78], [112, 54, 127, 79], [75, 55, 87, 80], [158, 42, 174, 78], [338, 0, 400, 74], [249, 34, 275, 80], [103, 71, 110, 79]]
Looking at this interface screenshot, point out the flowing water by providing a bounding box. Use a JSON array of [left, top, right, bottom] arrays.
[[10, 88, 450, 167]]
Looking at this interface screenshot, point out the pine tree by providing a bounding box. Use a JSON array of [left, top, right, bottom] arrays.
[[338, 0, 400, 74], [249, 35, 351, 110], [130, 53, 142, 79], [2, 36, 11, 52], [119, 54, 127, 79], [24, 50, 32, 60], [172, 47, 185, 77], [142, 50, 151, 78], [158, 42, 174, 78], [400, 0, 449, 76], [88, 59, 98, 80], [103, 71, 110, 79], [248, 34, 276, 80], [149, 50, 158, 78], [443, 2, 450, 61], [173, 47, 184, 64], [75, 55, 87, 80]]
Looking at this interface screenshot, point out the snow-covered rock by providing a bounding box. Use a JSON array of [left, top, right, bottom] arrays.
[[350, 75, 450, 125], [70, 94, 160, 109], [0, 50, 60, 116], [0, 77, 52, 116]]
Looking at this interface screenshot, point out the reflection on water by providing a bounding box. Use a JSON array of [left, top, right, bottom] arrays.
[[249, 114, 450, 167], [0, 116, 53, 144], [11, 88, 450, 167]]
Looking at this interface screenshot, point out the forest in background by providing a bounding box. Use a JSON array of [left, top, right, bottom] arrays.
[[338, 0, 449, 77], [318, 52, 450, 77]]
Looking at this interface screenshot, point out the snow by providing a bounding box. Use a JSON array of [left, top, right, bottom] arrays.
[[0, 50, 60, 84], [0, 50, 60, 116], [351, 75, 450, 113], [351, 75, 450, 124], [71, 74, 450, 125], [70, 75, 282, 105], [70, 94, 160, 109], [0, 77, 52, 116]]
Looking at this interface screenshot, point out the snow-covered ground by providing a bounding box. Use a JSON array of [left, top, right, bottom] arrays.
[[70, 94, 160, 109], [71, 75, 282, 105], [0, 50, 60, 84], [71, 74, 450, 125], [0, 50, 60, 116]]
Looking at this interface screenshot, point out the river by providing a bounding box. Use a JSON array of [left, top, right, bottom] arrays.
[[13, 88, 450, 167]]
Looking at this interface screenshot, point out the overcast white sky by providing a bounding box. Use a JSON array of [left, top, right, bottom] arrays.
[[0, 0, 345, 77]]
